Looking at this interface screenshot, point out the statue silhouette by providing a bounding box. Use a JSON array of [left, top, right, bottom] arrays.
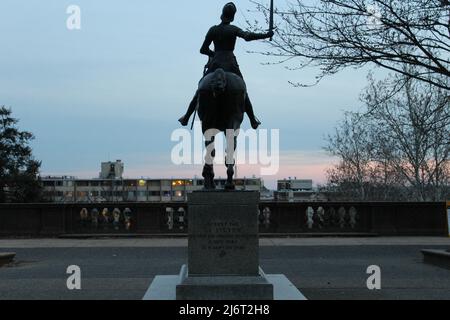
[[178, 2, 273, 130]]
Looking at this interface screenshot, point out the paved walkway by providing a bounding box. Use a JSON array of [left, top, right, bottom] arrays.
[[1, 237, 449, 300], [0, 237, 449, 248]]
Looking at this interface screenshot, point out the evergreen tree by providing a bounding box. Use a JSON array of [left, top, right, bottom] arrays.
[[0, 106, 42, 203]]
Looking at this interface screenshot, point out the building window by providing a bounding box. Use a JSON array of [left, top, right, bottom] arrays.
[[138, 180, 146, 187], [101, 191, 112, 197], [173, 191, 184, 197], [64, 181, 74, 187], [148, 180, 161, 187], [76, 181, 89, 187], [124, 180, 136, 187], [161, 180, 171, 187], [101, 181, 112, 187], [246, 180, 259, 186], [77, 191, 87, 198], [172, 180, 185, 187], [64, 192, 73, 198]]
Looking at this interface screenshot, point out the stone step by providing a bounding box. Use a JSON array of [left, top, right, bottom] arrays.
[[422, 249, 450, 270], [0, 252, 16, 266], [58, 232, 378, 239]]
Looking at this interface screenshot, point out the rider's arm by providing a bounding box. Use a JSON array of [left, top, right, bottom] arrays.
[[236, 27, 273, 42], [200, 27, 215, 57]]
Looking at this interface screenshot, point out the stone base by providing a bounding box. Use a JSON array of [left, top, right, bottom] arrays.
[[144, 267, 306, 300], [187, 191, 260, 277], [0, 252, 15, 267], [145, 191, 302, 301], [422, 249, 450, 270], [176, 266, 273, 300]]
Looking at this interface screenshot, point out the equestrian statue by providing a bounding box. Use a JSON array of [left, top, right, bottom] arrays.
[[179, 2, 274, 190]]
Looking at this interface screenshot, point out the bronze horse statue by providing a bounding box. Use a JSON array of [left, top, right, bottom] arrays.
[[196, 68, 246, 190]]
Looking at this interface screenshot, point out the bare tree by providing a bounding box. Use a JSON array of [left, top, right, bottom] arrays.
[[325, 73, 449, 201], [365, 123, 407, 200], [252, 0, 450, 90], [324, 112, 374, 200], [364, 73, 449, 200]]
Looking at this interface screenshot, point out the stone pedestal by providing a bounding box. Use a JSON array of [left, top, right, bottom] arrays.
[[144, 190, 305, 301], [176, 191, 274, 300], [0, 252, 15, 267]]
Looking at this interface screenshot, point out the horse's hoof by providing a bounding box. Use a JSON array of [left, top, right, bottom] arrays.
[[203, 179, 216, 190], [225, 183, 236, 191]]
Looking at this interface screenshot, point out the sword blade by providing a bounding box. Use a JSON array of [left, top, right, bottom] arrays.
[[269, 0, 274, 41]]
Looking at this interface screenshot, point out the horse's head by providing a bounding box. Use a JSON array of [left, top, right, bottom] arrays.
[[210, 68, 227, 97]]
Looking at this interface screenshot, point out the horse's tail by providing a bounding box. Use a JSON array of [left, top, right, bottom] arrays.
[[210, 68, 227, 97]]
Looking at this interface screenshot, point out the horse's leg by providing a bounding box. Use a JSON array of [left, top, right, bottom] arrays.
[[224, 135, 237, 191], [225, 163, 235, 190], [203, 136, 216, 190], [202, 163, 215, 190]]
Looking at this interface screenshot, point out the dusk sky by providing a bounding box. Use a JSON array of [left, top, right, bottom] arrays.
[[0, 0, 378, 189]]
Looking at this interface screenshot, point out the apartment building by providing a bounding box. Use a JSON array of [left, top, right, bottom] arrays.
[[41, 176, 262, 203]]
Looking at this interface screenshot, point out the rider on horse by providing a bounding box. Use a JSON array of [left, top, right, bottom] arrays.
[[178, 2, 273, 130]]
